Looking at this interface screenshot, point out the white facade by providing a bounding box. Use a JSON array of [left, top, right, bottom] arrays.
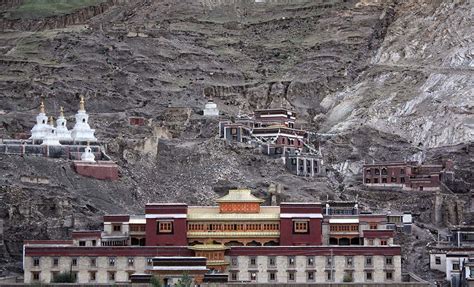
[[71, 97, 97, 142], [41, 118, 61, 146], [203, 100, 219, 117]]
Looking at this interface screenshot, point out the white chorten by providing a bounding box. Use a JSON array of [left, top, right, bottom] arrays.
[[71, 96, 97, 142], [41, 117, 61, 146], [203, 100, 219, 117], [81, 145, 95, 162], [55, 107, 72, 141], [30, 101, 50, 141]]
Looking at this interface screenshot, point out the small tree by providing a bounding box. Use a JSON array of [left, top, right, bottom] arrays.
[[150, 276, 163, 287], [51, 271, 75, 283], [174, 273, 193, 287]]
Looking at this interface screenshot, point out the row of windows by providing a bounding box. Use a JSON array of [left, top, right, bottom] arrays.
[[365, 177, 405, 184], [187, 222, 280, 232], [229, 270, 394, 282], [329, 224, 359, 232], [365, 168, 405, 175], [33, 257, 155, 268], [31, 270, 133, 283], [129, 225, 146, 232], [230, 256, 394, 268]]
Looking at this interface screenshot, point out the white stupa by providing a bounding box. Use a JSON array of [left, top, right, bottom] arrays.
[[41, 117, 61, 146], [81, 145, 95, 162], [71, 96, 97, 142], [30, 101, 50, 141], [203, 100, 219, 117], [55, 106, 72, 141]]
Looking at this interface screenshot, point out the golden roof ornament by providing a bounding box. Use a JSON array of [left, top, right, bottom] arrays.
[[40, 101, 45, 114], [59, 106, 64, 117], [79, 96, 85, 111], [49, 116, 54, 125]]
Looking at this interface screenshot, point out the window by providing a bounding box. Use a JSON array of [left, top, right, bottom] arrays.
[[400, 168, 405, 174], [369, 223, 377, 230], [453, 262, 460, 271], [146, 258, 153, 267], [79, 241, 86, 246], [344, 271, 353, 282], [365, 178, 371, 183], [326, 271, 333, 281], [109, 257, 116, 267], [157, 221, 173, 233], [386, 256, 393, 266], [400, 177, 405, 183], [366, 271, 373, 281], [90, 258, 97, 267], [307, 256, 315, 267], [382, 168, 387, 175], [231, 257, 238, 267], [51, 257, 59, 267], [230, 272, 238, 281], [33, 257, 40, 267], [288, 256, 295, 267], [326, 256, 332, 267], [71, 258, 77, 266], [375, 169, 380, 175], [51, 271, 59, 281], [71, 272, 78, 282], [268, 256, 276, 267], [391, 177, 397, 183], [293, 220, 309, 233], [373, 178, 379, 183], [249, 256, 257, 267], [381, 240, 388, 246], [307, 271, 315, 282], [249, 271, 257, 281], [346, 256, 353, 267], [368, 239, 374, 245], [92, 240, 97, 246], [268, 271, 276, 282], [366, 169, 371, 175], [386, 271, 393, 280], [435, 256, 441, 265], [32, 272, 40, 281], [231, 128, 237, 135], [89, 271, 96, 282], [366, 256, 373, 266], [288, 271, 295, 282], [113, 224, 121, 232], [108, 271, 116, 282], [382, 178, 387, 183], [128, 257, 134, 267]]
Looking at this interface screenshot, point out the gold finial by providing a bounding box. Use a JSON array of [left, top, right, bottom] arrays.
[[49, 116, 54, 125], [79, 96, 85, 111], [40, 101, 45, 114], [59, 106, 64, 117]]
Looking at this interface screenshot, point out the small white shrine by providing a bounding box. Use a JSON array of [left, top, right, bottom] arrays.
[[55, 107, 72, 141], [81, 145, 96, 162], [203, 100, 219, 117], [71, 96, 97, 142], [30, 101, 50, 141], [41, 117, 61, 146]]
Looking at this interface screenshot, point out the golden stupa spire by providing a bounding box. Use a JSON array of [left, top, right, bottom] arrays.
[[40, 101, 45, 114], [59, 106, 64, 117], [49, 116, 54, 125], [79, 96, 85, 111]]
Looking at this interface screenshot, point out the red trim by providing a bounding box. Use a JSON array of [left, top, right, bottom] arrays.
[[103, 215, 130, 222], [72, 231, 102, 239], [24, 240, 73, 245], [280, 203, 322, 214], [145, 204, 187, 215], [227, 246, 401, 256], [363, 230, 394, 239], [25, 246, 193, 257]]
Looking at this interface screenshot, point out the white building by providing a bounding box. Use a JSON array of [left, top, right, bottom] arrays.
[[30, 101, 50, 141], [55, 107, 72, 141], [71, 97, 97, 142], [203, 100, 219, 117]]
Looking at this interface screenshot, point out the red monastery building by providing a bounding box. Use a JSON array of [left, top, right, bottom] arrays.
[[24, 189, 405, 285]]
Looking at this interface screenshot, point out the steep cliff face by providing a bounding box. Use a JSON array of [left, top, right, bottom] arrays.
[[0, 0, 472, 278]]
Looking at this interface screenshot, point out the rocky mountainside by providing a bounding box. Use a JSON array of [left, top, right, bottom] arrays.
[[0, 0, 472, 281]]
